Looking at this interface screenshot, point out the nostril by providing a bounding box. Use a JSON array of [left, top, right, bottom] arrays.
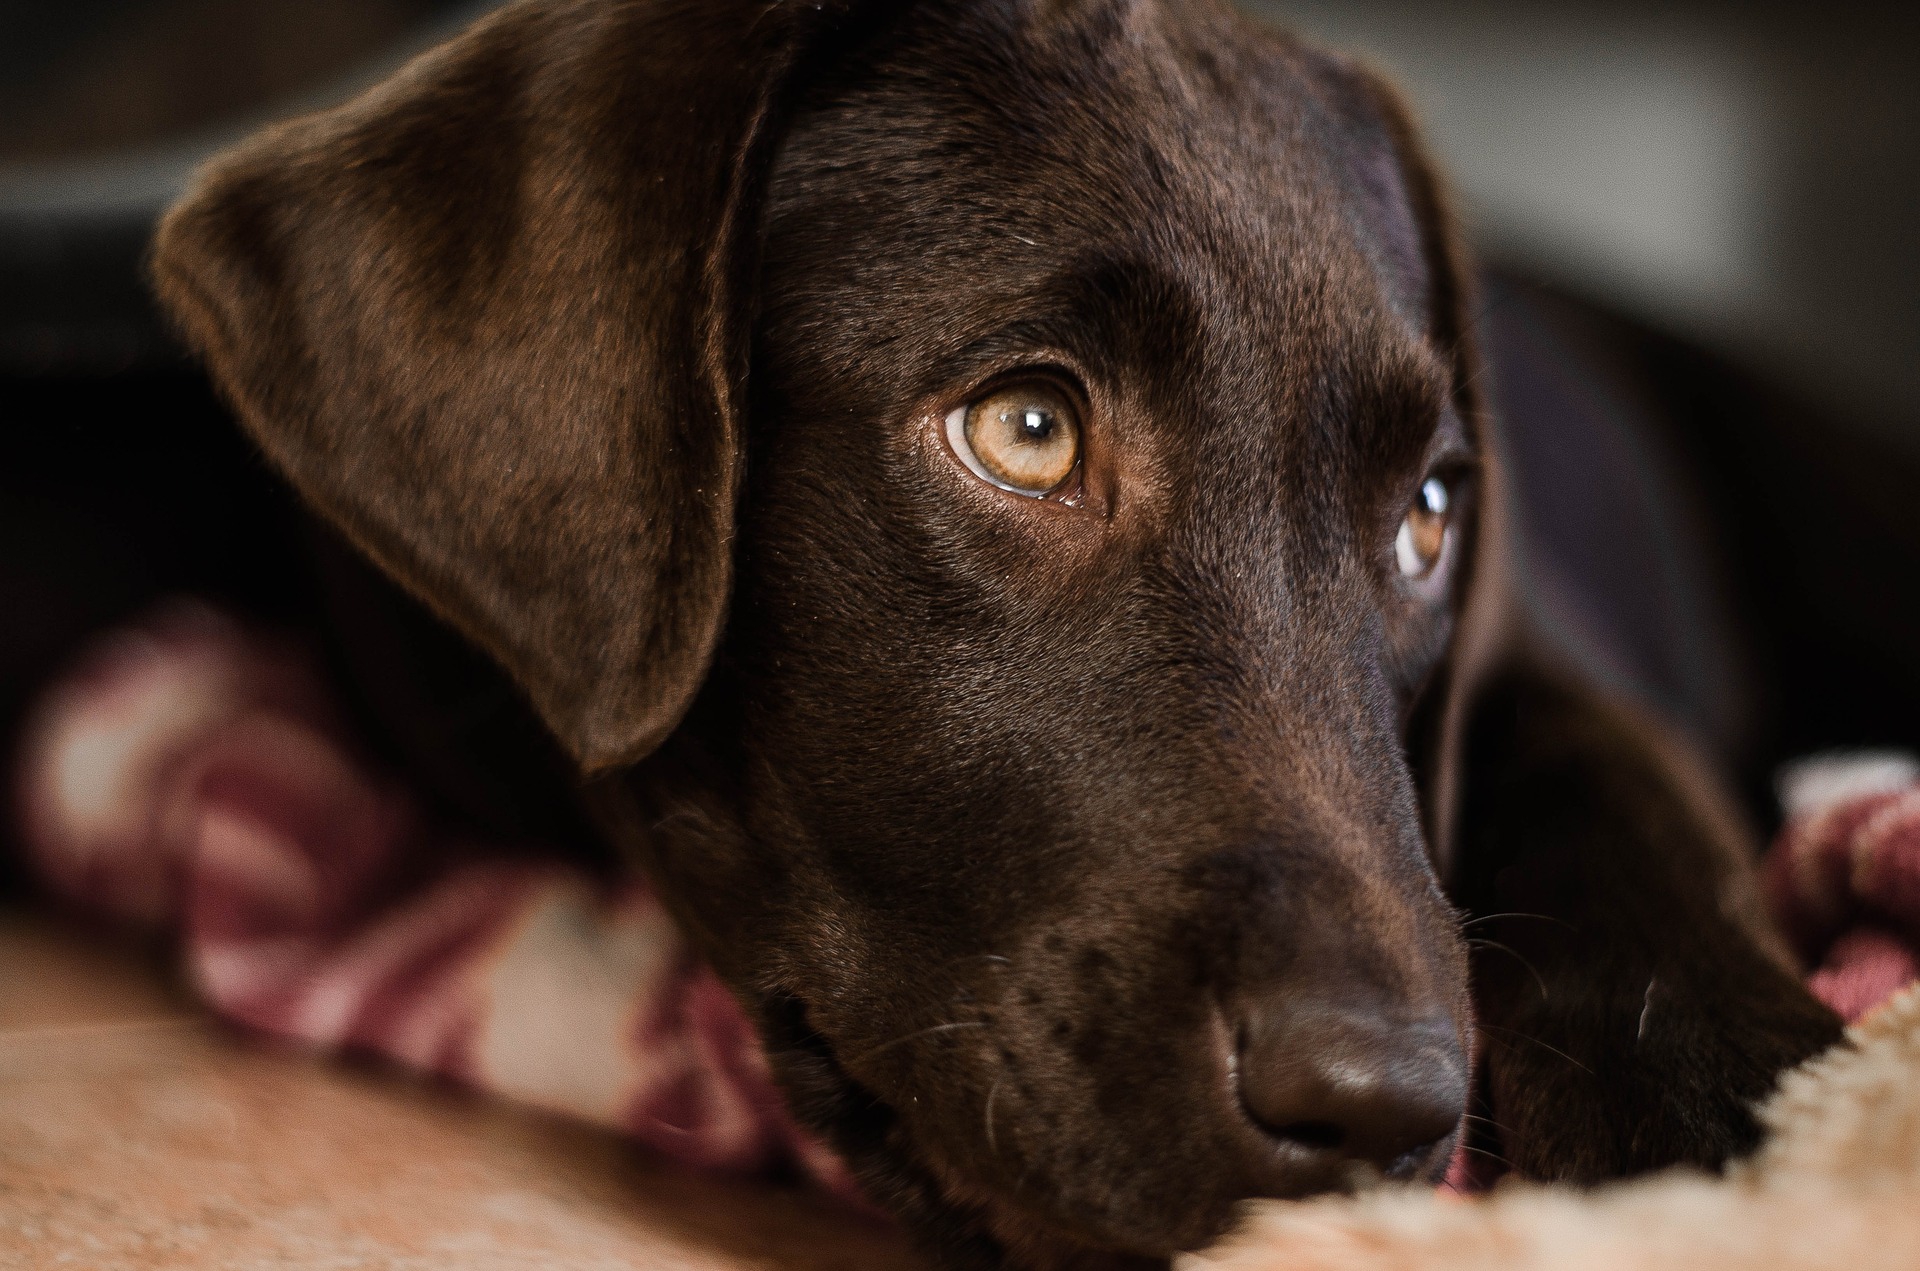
[[1384, 1147, 1431, 1181], [1231, 1005, 1466, 1173], [1272, 1120, 1345, 1151]]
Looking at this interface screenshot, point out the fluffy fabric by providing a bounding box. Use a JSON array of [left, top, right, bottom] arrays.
[[1767, 752, 1920, 1022], [1184, 985, 1920, 1271], [11, 602, 857, 1200], [14, 602, 1920, 1255]]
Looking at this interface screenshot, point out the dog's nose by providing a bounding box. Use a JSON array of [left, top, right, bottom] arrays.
[[1232, 1002, 1466, 1176]]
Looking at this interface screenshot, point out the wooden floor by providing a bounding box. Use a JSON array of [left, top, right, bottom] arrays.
[[0, 909, 919, 1270]]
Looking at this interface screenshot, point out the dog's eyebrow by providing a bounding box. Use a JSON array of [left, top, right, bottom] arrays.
[[927, 251, 1210, 389], [920, 246, 1459, 491], [1322, 342, 1462, 485]]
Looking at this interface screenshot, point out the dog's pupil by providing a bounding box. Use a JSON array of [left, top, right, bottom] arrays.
[[1019, 408, 1053, 441]]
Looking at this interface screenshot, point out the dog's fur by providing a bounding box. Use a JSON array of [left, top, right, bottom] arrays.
[[149, 1, 1843, 1267]]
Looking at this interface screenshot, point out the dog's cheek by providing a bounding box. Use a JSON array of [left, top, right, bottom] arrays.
[[902, 918, 1264, 1257]]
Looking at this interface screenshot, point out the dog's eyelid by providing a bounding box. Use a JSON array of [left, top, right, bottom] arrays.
[[930, 362, 1107, 509], [1425, 451, 1478, 490], [931, 331, 1103, 396], [1417, 418, 1479, 491], [1391, 449, 1474, 595], [1427, 399, 1474, 457], [955, 361, 1092, 405], [942, 379, 1089, 503]]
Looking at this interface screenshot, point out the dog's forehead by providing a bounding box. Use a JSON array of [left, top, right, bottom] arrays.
[[765, 0, 1435, 381], [779, 7, 1428, 326]]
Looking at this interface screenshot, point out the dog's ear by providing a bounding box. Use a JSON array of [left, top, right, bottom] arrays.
[[1304, 54, 1513, 867], [152, 0, 869, 772]]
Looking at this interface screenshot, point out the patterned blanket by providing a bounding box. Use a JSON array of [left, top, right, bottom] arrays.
[[14, 602, 1918, 1208]]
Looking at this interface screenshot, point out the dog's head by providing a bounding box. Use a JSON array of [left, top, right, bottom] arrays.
[[155, 0, 1487, 1263]]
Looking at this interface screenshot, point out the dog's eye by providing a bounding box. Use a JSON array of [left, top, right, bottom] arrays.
[[1396, 476, 1452, 581], [945, 383, 1081, 497]]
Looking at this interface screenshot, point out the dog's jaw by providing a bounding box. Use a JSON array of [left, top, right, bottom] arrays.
[[757, 988, 1183, 1270]]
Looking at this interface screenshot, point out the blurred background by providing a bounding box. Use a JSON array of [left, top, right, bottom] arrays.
[[5, 0, 1916, 439], [1257, 0, 1920, 448], [1, 0, 1917, 868]]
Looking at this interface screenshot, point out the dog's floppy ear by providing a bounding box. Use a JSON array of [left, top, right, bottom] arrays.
[[1304, 53, 1513, 866], [152, 0, 869, 772]]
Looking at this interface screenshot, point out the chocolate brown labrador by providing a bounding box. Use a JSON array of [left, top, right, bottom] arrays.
[[149, 0, 1843, 1266]]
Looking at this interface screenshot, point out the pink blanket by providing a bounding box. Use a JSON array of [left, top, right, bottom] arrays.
[[12, 603, 855, 1198], [13, 603, 1919, 1204]]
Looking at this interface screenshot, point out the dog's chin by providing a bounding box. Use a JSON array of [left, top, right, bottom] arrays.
[[766, 994, 1457, 1269], [892, 1134, 1191, 1271], [917, 1131, 1459, 1271], [760, 995, 1175, 1267], [962, 1200, 1176, 1271]]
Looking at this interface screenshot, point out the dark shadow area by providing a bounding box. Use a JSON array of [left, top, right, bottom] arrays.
[[0, 367, 304, 893], [0, 0, 467, 161], [0, 365, 608, 898], [1482, 271, 1920, 827]]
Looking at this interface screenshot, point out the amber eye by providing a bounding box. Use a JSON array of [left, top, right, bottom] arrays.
[[1396, 476, 1452, 581], [945, 382, 1082, 497]]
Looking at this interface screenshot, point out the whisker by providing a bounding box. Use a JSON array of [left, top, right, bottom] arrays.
[[1466, 938, 1551, 1003], [846, 1020, 988, 1065], [1479, 1024, 1594, 1076], [941, 953, 1013, 970], [985, 1076, 1004, 1156], [1460, 1143, 1513, 1169], [933, 953, 1014, 988], [1461, 1112, 1518, 1138], [1460, 912, 1574, 932], [648, 808, 707, 834], [939, 954, 1013, 1005]]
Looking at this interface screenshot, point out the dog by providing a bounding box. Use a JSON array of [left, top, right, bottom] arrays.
[[147, 0, 1845, 1266]]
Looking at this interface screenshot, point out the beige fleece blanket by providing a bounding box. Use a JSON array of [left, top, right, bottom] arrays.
[[1190, 983, 1920, 1271]]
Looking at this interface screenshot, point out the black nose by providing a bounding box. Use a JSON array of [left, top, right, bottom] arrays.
[[1233, 1002, 1466, 1176]]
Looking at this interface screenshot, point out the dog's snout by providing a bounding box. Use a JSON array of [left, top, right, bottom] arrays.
[[1231, 1002, 1467, 1177]]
